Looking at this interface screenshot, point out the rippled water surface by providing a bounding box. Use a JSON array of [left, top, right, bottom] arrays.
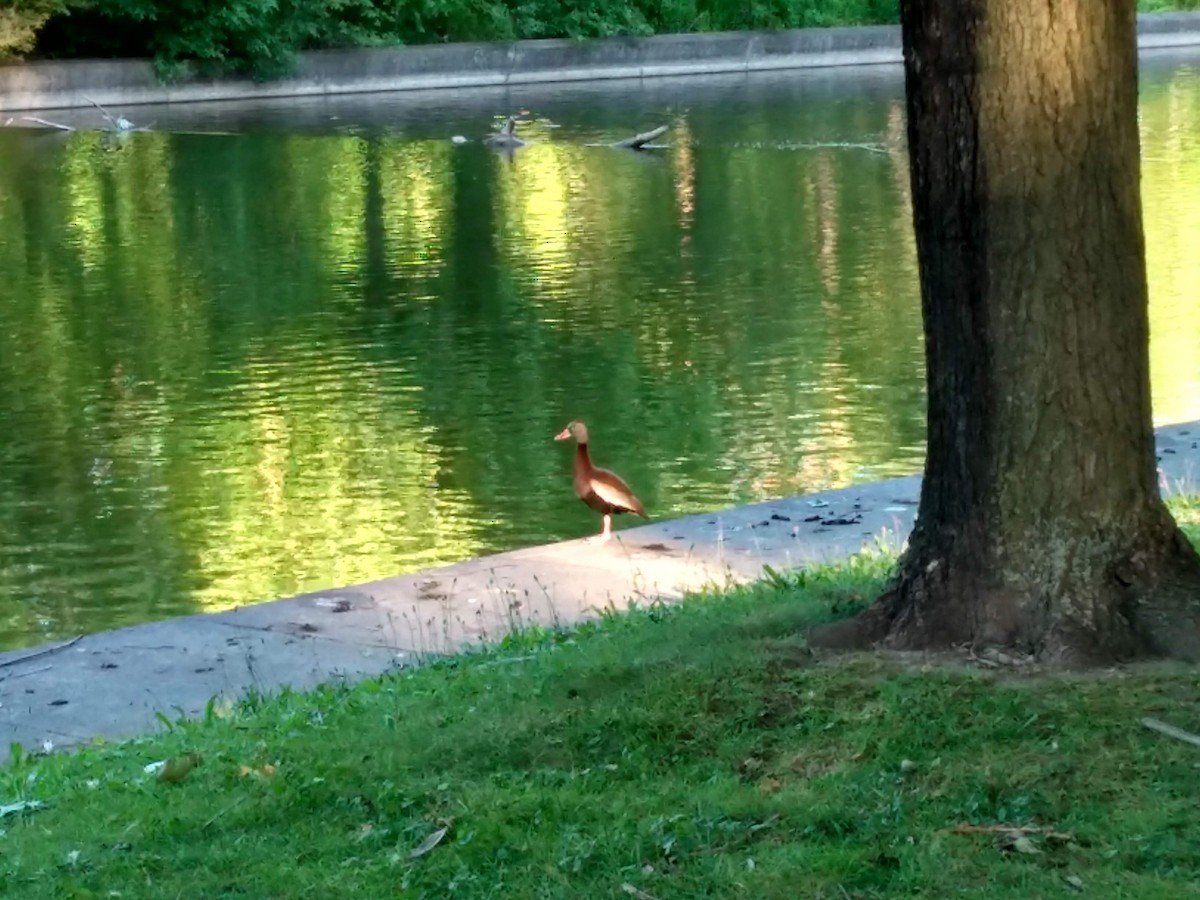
[[2, 54, 1199, 648]]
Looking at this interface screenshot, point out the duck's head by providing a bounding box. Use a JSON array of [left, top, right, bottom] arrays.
[[554, 420, 589, 444]]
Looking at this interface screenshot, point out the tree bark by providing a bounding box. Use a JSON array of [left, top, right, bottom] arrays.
[[811, 0, 1200, 664]]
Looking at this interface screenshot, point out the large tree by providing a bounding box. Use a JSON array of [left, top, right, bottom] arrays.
[[813, 0, 1200, 664], [0, 1, 65, 60]]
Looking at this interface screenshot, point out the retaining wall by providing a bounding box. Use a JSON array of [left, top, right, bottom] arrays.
[[2, 14, 1199, 113]]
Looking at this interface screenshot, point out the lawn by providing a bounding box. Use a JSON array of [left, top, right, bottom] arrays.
[[2, 517, 1200, 898]]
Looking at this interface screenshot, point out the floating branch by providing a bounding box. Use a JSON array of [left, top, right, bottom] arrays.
[[3, 116, 75, 131], [83, 96, 151, 132], [731, 140, 891, 155], [793, 141, 889, 155]]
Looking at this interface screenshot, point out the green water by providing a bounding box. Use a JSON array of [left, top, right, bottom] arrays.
[[2, 58, 1199, 649]]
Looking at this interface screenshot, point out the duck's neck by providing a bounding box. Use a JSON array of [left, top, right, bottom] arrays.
[[574, 441, 592, 472]]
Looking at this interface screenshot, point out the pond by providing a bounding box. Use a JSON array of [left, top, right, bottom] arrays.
[[2, 52, 1199, 649]]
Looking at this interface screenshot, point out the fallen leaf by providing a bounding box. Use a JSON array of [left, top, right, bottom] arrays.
[[209, 696, 234, 719], [410, 825, 449, 859], [758, 777, 783, 795], [157, 752, 202, 784], [621, 884, 660, 900], [1065, 874, 1085, 891], [354, 823, 375, 843], [1010, 836, 1041, 855], [0, 800, 45, 818]]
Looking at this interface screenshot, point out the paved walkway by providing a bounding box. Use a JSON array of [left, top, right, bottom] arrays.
[[2, 422, 1198, 761]]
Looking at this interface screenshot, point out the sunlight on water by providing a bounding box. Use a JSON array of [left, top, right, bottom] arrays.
[[0, 56, 1198, 648], [1143, 60, 1200, 425]]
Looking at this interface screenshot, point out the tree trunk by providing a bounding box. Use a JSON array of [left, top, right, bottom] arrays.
[[812, 0, 1200, 665]]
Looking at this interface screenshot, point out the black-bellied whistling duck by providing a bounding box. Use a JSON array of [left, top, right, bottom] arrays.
[[555, 420, 647, 542]]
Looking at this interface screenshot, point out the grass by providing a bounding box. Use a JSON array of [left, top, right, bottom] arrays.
[[3, 536, 1200, 898], [1140, 0, 1200, 10], [1168, 492, 1200, 544]]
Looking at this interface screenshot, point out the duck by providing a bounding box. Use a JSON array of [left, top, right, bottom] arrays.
[[554, 420, 647, 542]]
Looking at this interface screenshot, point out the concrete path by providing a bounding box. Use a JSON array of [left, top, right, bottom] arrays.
[[1, 421, 1198, 761]]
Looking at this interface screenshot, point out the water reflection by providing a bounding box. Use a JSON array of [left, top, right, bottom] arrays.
[[1142, 59, 1200, 424], [1, 57, 1198, 648]]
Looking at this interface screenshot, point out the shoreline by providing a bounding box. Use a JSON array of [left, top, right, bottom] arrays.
[[1, 421, 1198, 762], [1, 13, 1199, 112]]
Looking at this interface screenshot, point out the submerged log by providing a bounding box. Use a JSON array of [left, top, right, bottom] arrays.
[[482, 115, 527, 149], [609, 125, 670, 150]]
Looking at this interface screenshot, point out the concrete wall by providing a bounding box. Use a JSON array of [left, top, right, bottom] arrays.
[[2, 14, 1200, 112]]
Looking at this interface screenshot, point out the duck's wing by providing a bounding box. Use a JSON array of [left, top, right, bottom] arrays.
[[589, 467, 647, 517]]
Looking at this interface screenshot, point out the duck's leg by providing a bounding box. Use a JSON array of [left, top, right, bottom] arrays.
[[596, 513, 613, 544]]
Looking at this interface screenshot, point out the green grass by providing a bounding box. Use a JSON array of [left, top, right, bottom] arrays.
[[1168, 493, 1200, 545], [3, 539, 1200, 897], [1140, 0, 1200, 10]]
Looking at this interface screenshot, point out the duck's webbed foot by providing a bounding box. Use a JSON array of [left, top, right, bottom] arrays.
[[584, 514, 614, 545]]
